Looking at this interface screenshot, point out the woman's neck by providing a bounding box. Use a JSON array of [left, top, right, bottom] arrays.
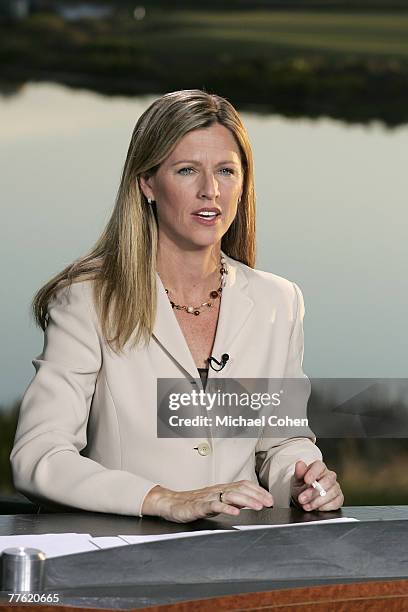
[[156, 244, 222, 304]]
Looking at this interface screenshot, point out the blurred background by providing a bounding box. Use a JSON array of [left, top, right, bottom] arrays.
[[1, 0, 407, 506]]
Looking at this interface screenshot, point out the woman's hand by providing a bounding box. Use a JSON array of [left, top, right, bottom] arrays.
[[291, 460, 344, 511], [141, 480, 274, 523]]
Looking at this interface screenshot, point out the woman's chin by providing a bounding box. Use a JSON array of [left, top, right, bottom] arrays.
[[159, 222, 225, 250], [190, 234, 222, 249], [181, 226, 223, 248]]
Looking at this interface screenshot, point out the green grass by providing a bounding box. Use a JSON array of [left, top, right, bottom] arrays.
[[151, 10, 408, 57]]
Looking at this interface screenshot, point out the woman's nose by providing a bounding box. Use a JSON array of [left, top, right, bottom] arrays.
[[198, 173, 220, 200]]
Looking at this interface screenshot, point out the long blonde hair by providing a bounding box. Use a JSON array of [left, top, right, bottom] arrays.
[[33, 89, 256, 353]]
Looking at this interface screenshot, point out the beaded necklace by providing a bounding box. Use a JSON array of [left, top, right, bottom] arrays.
[[164, 254, 228, 316]]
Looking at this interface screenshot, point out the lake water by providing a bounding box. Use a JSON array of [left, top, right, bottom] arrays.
[[1, 82, 407, 407]]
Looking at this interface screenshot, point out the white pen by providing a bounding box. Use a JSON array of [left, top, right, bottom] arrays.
[[312, 480, 327, 497]]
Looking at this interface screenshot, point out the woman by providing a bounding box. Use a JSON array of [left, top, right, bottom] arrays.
[[11, 89, 344, 522]]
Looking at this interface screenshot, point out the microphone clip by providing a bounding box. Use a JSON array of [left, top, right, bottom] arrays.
[[207, 353, 229, 372]]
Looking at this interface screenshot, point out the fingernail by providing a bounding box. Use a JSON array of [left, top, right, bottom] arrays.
[[299, 494, 306, 503]]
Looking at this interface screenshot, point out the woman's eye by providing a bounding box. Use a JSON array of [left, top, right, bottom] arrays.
[[177, 167, 234, 176], [220, 168, 234, 175]]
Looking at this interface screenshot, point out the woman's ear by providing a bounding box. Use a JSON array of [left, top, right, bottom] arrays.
[[138, 173, 154, 201]]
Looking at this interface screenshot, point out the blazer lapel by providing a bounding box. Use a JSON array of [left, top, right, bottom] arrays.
[[153, 273, 199, 379], [152, 252, 254, 379], [210, 254, 254, 368]]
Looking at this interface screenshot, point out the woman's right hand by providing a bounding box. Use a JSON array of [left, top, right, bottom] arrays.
[[141, 480, 274, 523]]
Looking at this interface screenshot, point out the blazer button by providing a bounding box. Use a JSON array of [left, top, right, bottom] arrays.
[[196, 442, 211, 456]]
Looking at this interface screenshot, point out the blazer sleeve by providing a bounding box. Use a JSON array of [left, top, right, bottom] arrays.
[[10, 282, 158, 517], [255, 282, 322, 507]]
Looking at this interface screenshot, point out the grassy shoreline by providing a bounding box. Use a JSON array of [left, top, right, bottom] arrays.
[[1, 9, 408, 125]]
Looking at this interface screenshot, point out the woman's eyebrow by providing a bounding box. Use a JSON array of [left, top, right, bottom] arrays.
[[171, 159, 240, 166]]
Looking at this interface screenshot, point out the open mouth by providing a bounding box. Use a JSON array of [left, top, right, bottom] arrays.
[[192, 211, 221, 219]]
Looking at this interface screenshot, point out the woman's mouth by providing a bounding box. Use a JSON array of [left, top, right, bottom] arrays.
[[192, 210, 221, 225]]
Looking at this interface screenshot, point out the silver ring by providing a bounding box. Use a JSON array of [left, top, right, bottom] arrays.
[[219, 491, 224, 503]]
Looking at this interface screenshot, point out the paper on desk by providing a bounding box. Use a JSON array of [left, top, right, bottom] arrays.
[[89, 537, 129, 550], [119, 530, 232, 544], [233, 517, 359, 530], [0, 530, 236, 559], [87, 531, 234, 550], [0, 534, 98, 558]]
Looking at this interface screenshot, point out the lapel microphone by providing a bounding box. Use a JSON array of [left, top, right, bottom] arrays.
[[207, 353, 229, 372]]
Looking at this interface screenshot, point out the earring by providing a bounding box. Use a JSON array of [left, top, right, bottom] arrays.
[[147, 197, 155, 204], [238, 195, 242, 203]]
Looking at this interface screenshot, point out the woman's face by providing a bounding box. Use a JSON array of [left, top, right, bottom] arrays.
[[140, 123, 244, 250]]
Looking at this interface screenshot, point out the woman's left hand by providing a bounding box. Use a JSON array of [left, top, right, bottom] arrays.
[[290, 460, 344, 511]]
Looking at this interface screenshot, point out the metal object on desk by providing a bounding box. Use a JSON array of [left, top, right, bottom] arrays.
[[1, 547, 46, 591]]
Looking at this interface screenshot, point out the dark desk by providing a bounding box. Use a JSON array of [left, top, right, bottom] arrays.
[[1, 506, 408, 609]]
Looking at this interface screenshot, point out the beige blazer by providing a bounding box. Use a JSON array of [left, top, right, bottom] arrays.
[[11, 253, 322, 516]]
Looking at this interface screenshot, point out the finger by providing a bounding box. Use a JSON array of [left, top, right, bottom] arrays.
[[221, 490, 266, 511], [302, 483, 342, 512], [235, 483, 274, 506], [297, 472, 338, 505], [226, 481, 273, 506], [238, 480, 274, 501], [220, 486, 273, 510], [207, 500, 240, 517], [317, 493, 345, 512], [192, 499, 240, 520], [300, 481, 339, 511], [303, 460, 327, 485], [293, 460, 308, 482]]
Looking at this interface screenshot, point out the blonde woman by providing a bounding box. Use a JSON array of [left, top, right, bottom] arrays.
[[11, 90, 344, 522]]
